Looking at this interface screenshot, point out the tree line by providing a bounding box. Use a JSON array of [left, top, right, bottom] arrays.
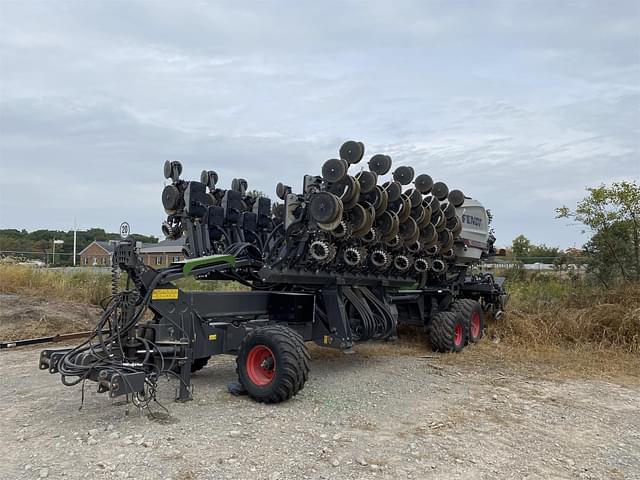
[[508, 235, 564, 263], [0, 228, 158, 266]]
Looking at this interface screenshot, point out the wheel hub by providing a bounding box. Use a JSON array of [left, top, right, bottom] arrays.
[[246, 345, 276, 386]]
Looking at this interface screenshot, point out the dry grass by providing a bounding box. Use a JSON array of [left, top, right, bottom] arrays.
[[0, 264, 112, 305], [474, 279, 640, 381], [0, 264, 246, 306], [493, 280, 640, 354]]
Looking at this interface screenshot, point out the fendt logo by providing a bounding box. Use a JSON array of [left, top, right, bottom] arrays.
[[462, 214, 483, 227]]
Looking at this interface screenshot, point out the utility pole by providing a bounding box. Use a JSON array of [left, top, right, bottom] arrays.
[[73, 218, 77, 266]]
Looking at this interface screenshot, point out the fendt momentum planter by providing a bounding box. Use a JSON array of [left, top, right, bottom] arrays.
[[40, 141, 508, 404]]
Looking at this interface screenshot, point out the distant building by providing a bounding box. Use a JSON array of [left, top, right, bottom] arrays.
[[78, 238, 186, 268], [139, 238, 186, 267], [78, 241, 115, 267]]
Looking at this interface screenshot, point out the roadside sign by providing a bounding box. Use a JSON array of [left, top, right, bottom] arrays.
[[119, 222, 130, 240]]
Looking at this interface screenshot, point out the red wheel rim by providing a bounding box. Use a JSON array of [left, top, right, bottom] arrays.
[[471, 311, 481, 338], [246, 345, 276, 386], [454, 323, 463, 347]]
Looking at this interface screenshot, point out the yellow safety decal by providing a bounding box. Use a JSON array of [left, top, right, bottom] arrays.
[[323, 335, 331, 345], [208, 334, 217, 341], [151, 289, 179, 300]]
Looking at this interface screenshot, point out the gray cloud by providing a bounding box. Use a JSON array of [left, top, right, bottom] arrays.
[[0, 0, 638, 248]]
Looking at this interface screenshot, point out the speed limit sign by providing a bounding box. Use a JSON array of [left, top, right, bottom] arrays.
[[119, 222, 131, 240]]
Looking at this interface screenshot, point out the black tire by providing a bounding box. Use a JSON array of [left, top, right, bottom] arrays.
[[191, 356, 210, 373], [450, 299, 485, 344], [236, 324, 310, 403], [430, 311, 465, 353]]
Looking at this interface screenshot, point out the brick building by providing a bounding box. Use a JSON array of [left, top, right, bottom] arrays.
[[79, 238, 185, 268], [78, 241, 115, 266], [139, 238, 185, 267]]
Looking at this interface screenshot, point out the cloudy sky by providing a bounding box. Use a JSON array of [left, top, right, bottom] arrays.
[[0, 1, 638, 248]]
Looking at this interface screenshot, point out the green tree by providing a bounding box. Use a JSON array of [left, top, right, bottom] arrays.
[[556, 181, 640, 284], [511, 234, 531, 261], [509, 235, 561, 264]]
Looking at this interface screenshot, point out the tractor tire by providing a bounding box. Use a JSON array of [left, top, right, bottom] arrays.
[[467, 301, 485, 343], [450, 299, 485, 344], [430, 311, 465, 353], [236, 324, 310, 404], [191, 356, 210, 373]]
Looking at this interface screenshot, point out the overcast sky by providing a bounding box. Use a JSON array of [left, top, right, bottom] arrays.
[[0, 1, 638, 248]]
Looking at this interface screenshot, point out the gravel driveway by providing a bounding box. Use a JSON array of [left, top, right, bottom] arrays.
[[1, 343, 638, 480]]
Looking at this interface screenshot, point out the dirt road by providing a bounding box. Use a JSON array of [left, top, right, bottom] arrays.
[[1, 341, 638, 480]]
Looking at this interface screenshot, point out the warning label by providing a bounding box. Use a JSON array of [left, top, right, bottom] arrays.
[[151, 289, 179, 300]]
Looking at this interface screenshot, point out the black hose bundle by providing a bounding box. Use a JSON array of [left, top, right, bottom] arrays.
[[57, 265, 177, 388], [343, 286, 377, 341], [58, 291, 150, 386], [343, 286, 396, 341], [357, 287, 397, 341]]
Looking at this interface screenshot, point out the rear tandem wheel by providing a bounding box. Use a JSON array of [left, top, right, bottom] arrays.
[[429, 310, 466, 353], [450, 299, 485, 344]]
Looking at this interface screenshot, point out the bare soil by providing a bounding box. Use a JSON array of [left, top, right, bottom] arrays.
[[0, 294, 101, 341]]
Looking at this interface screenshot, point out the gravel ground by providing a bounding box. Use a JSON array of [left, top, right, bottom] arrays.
[[1, 343, 639, 480]]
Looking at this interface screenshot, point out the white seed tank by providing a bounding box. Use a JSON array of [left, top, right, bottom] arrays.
[[453, 198, 490, 264]]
